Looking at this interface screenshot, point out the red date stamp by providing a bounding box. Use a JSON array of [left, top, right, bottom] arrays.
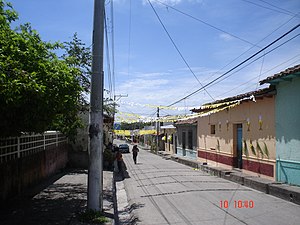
[[220, 200, 254, 209]]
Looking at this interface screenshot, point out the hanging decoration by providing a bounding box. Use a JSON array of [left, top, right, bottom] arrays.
[[259, 115, 263, 130], [247, 118, 250, 131], [226, 120, 229, 131], [116, 94, 256, 123], [119, 101, 196, 111]]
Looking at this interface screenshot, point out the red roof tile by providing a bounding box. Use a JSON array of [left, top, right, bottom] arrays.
[[260, 64, 300, 84], [191, 87, 275, 113]]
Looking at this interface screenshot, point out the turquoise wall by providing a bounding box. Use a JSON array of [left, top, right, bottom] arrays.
[[176, 125, 197, 159], [276, 76, 300, 186]]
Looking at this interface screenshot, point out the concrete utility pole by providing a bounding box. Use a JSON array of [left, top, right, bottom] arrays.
[[88, 0, 105, 211], [156, 107, 159, 153]]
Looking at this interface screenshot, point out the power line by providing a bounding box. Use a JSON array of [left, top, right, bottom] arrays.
[[153, 0, 299, 97], [257, 0, 299, 17], [147, 0, 215, 101], [127, 0, 132, 83], [211, 33, 300, 88], [110, 0, 116, 97], [240, 0, 298, 17], [200, 12, 299, 84], [154, 0, 260, 48], [104, 9, 113, 99], [214, 53, 300, 98], [167, 23, 300, 107], [256, 52, 265, 90]]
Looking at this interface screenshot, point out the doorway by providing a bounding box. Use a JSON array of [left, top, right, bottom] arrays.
[[235, 124, 243, 169], [175, 135, 178, 154], [182, 131, 186, 156]]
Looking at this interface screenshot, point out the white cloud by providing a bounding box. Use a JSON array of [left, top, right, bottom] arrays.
[[219, 33, 234, 41], [143, 0, 182, 6], [118, 77, 169, 91], [143, 0, 203, 5]]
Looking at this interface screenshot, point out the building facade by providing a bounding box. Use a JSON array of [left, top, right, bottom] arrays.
[[260, 64, 300, 185], [175, 117, 198, 159], [161, 124, 176, 154], [194, 88, 276, 179]]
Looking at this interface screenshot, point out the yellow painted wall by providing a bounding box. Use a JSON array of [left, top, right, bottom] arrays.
[[163, 130, 176, 154], [197, 97, 276, 176]]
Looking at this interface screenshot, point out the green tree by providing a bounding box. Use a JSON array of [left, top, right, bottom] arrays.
[[62, 33, 91, 106], [63, 33, 118, 118], [0, 1, 82, 137], [120, 121, 152, 130]]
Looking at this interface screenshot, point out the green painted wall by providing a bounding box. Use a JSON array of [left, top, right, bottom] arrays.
[[276, 76, 300, 186]]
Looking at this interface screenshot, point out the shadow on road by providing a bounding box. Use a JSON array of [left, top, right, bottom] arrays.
[[1, 170, 89, 225], [115, 161, 131, 181]]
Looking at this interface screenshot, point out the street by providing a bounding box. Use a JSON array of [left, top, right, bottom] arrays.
[[114, 140, 300, 225]]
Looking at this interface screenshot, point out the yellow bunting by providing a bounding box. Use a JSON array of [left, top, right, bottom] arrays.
[[114, 130, 157, 136]]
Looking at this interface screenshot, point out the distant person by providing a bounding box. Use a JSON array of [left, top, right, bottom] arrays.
[[115, 148, 123, 174], [132, 145, 139, 164]]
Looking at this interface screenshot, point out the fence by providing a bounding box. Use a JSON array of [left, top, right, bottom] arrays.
[[0, 131, 67, 163]]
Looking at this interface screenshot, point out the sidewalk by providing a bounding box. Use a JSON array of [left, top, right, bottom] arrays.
[[114, 172, 138, 225], [1, 169, 114, 225]]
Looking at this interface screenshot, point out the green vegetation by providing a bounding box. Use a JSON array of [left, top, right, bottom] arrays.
[[0, 1, 94, 138], [120, 121, 152, 130], [78, 209, 109, 224]]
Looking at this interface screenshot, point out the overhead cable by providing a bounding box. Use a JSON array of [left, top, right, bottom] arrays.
[[241, 0, 299, 18], [127, 0, 132, 82], [154, 0, 260, 48], [201, 12, 299, 84], [257, 0, 299, 18], [104, 9, 113, 99], [215, 53, 300, 98], [167, 23, 300, 107], [210, 33, 300, 88], [148, 0, 215, 101], [111, 0, 116, 96]]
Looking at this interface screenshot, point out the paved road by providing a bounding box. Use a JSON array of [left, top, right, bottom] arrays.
[[115, 140, 300, 225]]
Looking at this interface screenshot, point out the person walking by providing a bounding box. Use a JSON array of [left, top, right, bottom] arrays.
[[132, 145, 139, 164]]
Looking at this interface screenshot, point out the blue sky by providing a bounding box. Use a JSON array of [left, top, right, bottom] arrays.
[[8, 0, 300, 122]]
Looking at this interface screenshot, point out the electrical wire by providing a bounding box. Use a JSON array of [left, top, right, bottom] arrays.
[[127, 0, 132, 86], [111, 0, 116, 97], [147, 0, 215, 101], [200, 12, 300, 85], [257, 0, 299, 18], [240, 0, 298, 17], [153, 0, 299, 93], [167, 23, 300, 107], [210, 33, 300, 88], [214, 53, 300, 98], [256, 51, 265, 90], [154, 0, 260, 48], [104, 9, 113, 100]]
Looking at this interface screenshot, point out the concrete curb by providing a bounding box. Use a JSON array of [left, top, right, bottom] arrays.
[[112, 172, 119, 225], [114, 173, 139, 225], [166, 154, 300, 205]]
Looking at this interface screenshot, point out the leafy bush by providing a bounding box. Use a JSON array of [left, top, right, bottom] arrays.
[[78, 209, 109, 224]]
